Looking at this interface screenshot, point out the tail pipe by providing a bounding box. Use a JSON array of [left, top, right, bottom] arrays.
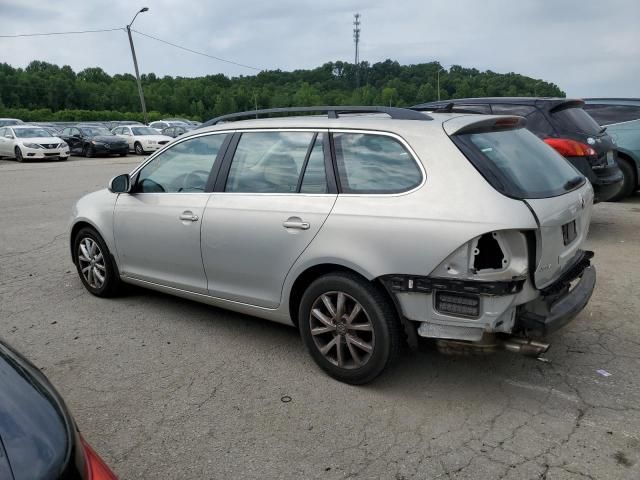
[[502, 337, 550, 356]]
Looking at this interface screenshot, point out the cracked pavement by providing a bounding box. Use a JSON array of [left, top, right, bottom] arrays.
[[0, 156, 639, 479]]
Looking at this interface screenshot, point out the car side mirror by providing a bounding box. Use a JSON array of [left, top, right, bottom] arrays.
[[108, 174, 131, 193], [73, 134, 81, 138], [5, 134, 13, 139]]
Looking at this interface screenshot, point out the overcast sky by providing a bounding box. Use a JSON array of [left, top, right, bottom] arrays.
[[1, 0, 638, 97]]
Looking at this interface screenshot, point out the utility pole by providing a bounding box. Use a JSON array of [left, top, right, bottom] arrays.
[[353, 13, 361, 88], [127, 7, 149, 124]]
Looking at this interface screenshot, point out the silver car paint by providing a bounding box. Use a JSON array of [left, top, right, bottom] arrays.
[[71, 113, 592, 333]]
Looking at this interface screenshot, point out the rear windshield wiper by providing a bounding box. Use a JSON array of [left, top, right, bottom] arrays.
[[564, 176, 584, 191]]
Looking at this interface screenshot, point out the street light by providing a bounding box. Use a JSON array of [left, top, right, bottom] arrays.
[[126, 7, 149, 124]]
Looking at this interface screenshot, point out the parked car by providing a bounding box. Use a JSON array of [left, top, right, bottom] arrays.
[[0, 337, 117, 479], [583, 98, 640, 200], [148, 120, 189, 132], [0, 125, 70, 162], [105, 120, 143, 130], [161, 124, 195, 138], [0, 118, 24, 127], [163, 117, 201, 127], [59, 125, 128, 157], [70, 106, 596, 384], [412, 98, 624, 203], [111, 125, 172, 154]]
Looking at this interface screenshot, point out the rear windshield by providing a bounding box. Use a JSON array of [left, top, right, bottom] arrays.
[[551, 107, 602, 135], [453, 127, 584, 199]]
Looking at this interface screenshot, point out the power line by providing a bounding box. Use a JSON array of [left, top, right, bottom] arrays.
[[131, 29, 262, 71], [0, 28, 123, 38]]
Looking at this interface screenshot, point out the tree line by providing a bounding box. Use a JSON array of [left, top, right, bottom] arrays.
[[0, 60, 564, 122]]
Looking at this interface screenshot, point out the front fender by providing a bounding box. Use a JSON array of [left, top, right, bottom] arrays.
[[69, 189, 118, 264]]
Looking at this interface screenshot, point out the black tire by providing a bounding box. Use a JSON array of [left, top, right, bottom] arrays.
[[609, 157, 637, 201], [83, 145, 94, 158], [298, 272, 402, 384], [14, 147, 23, 163], [73, 227, 122, 297], [134, 142, 144, 155]]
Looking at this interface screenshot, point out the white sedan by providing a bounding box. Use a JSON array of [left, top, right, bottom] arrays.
[[112, 125, 173, 155], [0, 125, 70, 162]]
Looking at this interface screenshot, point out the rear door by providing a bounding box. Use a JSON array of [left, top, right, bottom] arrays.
[[201, 130, 337, 308]]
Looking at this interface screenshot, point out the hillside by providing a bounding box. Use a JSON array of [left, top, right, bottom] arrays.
[[0, 60, 564, 122]]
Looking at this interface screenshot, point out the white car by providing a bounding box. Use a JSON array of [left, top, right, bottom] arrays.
[[111, 125, 173, 155], [148, 120, 188, 133], [0, 125, 70, 162]]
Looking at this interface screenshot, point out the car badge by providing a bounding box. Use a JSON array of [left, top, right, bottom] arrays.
[[586, 137, 596, 145]]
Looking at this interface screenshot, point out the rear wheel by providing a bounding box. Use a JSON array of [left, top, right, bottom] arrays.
[[298, 272, 402, 384], [134, 142, 144, 155], [73, 227, 122, 297], [610, 157, 637, 201], [14, 147, 23, 162]]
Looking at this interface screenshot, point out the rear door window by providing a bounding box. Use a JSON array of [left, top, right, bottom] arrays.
[[333, 132, 422, 194], [453, 127, 584, 199], [583, 104, 640, 125]]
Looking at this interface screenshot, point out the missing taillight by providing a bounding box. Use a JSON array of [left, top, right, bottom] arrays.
[[473, 232, 505, 271]]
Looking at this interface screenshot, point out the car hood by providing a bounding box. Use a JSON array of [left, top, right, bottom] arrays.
[[136, 135, 173, 142], [92, 135, 127, 144], [0, 339, 71, 480], [18, 137, 64, 144]]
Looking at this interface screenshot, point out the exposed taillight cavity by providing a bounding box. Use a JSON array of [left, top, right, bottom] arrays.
[[543, 138, 596, 157], [435, 291, 480, 318], [80, 435, 118, 480]]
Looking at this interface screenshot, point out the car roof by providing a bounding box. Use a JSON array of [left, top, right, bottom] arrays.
[[413, 97, 583, 109], [583, 98, 640, 106], [192, 111, 508, 137]]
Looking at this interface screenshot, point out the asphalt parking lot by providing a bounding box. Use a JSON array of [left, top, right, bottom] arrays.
[[1, 155, 639, 479]]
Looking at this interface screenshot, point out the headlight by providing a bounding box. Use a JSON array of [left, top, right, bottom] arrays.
[[23, 142, 43, 149], [59, 142, 68, 148], [91, 140, 105, 146]]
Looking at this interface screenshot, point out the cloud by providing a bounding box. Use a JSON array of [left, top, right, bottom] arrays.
[[0, 0, 638, 96]]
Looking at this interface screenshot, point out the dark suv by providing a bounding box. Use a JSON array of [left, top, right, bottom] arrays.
[[412, 98, 624, 202]]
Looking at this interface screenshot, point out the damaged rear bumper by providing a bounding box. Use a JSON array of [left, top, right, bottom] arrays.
[[380, 250, 596, 343], [516, 261, 596, 337]]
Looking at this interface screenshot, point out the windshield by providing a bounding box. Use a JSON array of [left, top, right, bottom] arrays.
[[14, 128, 53, 138], [551, 107, 602, 135], [131, 127, 159, 136], [454, 127, 584, 199], [80, 127, 112, 136]]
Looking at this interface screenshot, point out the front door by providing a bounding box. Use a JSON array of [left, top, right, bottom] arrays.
[[114, 132, 229, 293], [201, 130, 337, 308]]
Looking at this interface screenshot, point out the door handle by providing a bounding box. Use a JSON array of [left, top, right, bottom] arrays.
[[179, 211, 199, 222], [283, 219, 310, 230]]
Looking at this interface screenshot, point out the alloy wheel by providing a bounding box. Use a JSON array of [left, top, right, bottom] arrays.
[[77, 237, 106, 289], [309, 291, 375, 369]]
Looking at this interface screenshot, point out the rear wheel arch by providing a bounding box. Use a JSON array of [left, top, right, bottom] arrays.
[[287, 263, 403, 331], [617, 151, 639, 188]]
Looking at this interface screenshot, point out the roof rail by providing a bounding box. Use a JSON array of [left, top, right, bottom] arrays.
[[202, 106, 432, 126]]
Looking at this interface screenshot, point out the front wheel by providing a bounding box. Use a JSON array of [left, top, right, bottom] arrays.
[[83, 145, 94, 158], [73, 227, 121, 297], [14, 147, 23, 162], [298, 272, 402, 384], [134, 142, 145, 155]]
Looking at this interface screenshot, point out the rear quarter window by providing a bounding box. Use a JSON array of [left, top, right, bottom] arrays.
[[550, 107, 602, 136], [333, 132, 422, 194]]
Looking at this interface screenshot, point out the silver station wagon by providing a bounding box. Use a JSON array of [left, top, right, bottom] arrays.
[[70, 106, 596, 384]]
